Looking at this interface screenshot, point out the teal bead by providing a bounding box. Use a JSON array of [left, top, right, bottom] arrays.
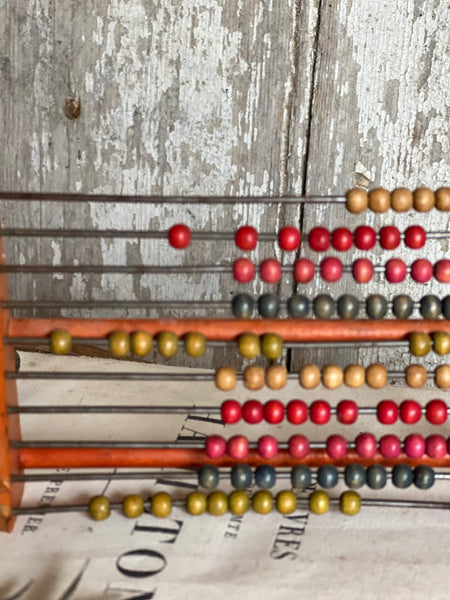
[[258, 294, 281, 318], [414, 465, 435, 489], [392, 464, 413, 488], [231, 464, 253, 490], [344, 463, 366, 489], [366, 294, 388, 320], [317, 465, 338, 489], [254, 465, 276, 489], [287, 295, 310, 318], [198, 465, 220, 489], [232, 294, 255, 319], [366, 464, 387, 489], [291, 465, 312, 490], [337, 294, 359, 319]]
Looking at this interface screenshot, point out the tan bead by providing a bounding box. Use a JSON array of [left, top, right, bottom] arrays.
[[322, 364, 344, 389], [157, 331, 178, 358], [435, 187, 450, 211], [435, 365, 450, 389], [405, 364, 427, 388], [344, 364, 365, 388], [244, 365, 265, 390], [123, 494, 144, 518], [265, 364, 288, 390], [50, 329, 72, 355], [413, 187, 435, 212], [130, 331, 153, 357], [346, 188, 368, 213], [391, 187, 413, 212], [151, 492, 172, 518], [237, 333, 260, 359], [88, 495, 111, 521], [184, 332, 206, 357], [215, 367, 236, 391], [365, 363, 387, 389], [299, 364, 321, 389], [109, 330, 131, 358], [368, 187, 390, 213]]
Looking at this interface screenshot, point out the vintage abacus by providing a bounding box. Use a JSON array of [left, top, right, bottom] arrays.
[[1, 187, 450, 531]]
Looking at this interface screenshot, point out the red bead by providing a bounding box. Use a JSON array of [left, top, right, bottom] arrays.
[[377, 400, 399, 425], [400, 400, 422, 424], [221, 400, 242, 424], [385, 258, 407, 283], [309, 227, 330, 251], [426, 399, 447, 425], [168, 224, 191, 249], [352, 258, 374, 283], [235, 226, 258, 250], [310, 400, 331, 424], [320, 257, 342, 282], [426, 434, 447, 458], [205, 435, 226, 458], [404, 433, 425, 458], [278, 227, 301, 251], [258, 435, 278, 458], [354, 225, 376, 250], [326, 434, 347, 459], [331, 228, 353, 251], [379, 226, 401, 250], [434, 259, 450, 283], [379, 434, 401, 458], [293, 258, 315, 283], [226, 435, 248, 459], [288, 434, 310, 458], [355, 432, 377, 458], [336, 400, 358, 424], [404, 225, 426, 249], [242, 400, 264, 424], [260, 258, 282, 283], [233, 258, 255, 283], [263, 400, 285, 424], [286, 399, 308, 424], [411, 258, 433, 283]]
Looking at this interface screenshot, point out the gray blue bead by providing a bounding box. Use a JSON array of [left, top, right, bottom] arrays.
[[231, 464, 253, 490], [392, 295, 413, 319], [337, 294, 359, 319], [420, 295, 442, 319], [366, 294, 388, 320], [254, 465, 276, 489], [290, 465, 312, 490], [443, 295, 450, 319], [232, 294, 255, 319], [392, 464, 413, 488], [317, 465, 339, 488], [287, 295, 310, 318], [413, 465, 435, 490], [366, 464, 387, 489], [198, 465, 219, 489], [344, 463, 366, 489], [313, 294, 335, 319], [258, 293, 281, 318]]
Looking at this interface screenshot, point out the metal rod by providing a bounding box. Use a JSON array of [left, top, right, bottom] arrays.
[[12, 440, 327, 449]]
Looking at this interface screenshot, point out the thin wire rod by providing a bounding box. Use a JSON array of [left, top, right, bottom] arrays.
[[12, 441, 327, 449]]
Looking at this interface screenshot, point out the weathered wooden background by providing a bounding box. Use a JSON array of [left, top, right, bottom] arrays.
[[0, 0, 449, 371]]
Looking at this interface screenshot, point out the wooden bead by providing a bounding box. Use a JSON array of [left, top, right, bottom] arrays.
[[413, 187, 435, 211], [405, 364, 427, 388], [130, 331, 153, 357], [346, 188, 368, 213], [368, 187, 390, 212], [229, 490, 249, 515], [184, 332, 206, 357], [299, 364, 321, 389], [50, 329, 72, 355], [265, 364, 287, 390], [435, 187, 450, 211], [322, 364, 343, 389], [261, 333, 283, 360], [252, 490, 273, 515], [340, 491, 361, 516], [391, 187, 413, 212], [157, 331, 178, 358], [308, 490, 329, 515], [409, 332, 431, 357], [238, 333, 260, 359], [151, 492, 172, 518], [433, 331, 450, 356], [186, 491, 207, 515], [435, 365, 450, 389], [276, 490, 297, 515], [365, 364, 387, 389], [244, 365, 265, 390], [123, 494, 144, 518], [109, 330, 131, 358], [344, 364, 365, 388], [88, 495, 111, 521], [215, 367, 237, 391], [207, 491, 228, 516]]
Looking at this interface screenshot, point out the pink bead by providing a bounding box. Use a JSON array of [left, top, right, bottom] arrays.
[[336, 400, 358, 424], [286, 399, 308, 424], [426, 399, 447, 425], [233, 258, 255, 283], [242, 400, 264, 424], [377, 400, 399, 425], [379, 434, 401, 458], [278, 227, 301, 251], [411, 259, 433, 283], [404, 225, 426, 249], [355, 432, 377, 458], [331, 228, 353, 251], [326, 435, 348, 459], [309, 227, 330, 251], [288, 434, 310, 458], [404, 433, 425, 458], [385, 258, 407, 283], [221, 400, 242, 424], [260, 258, 282, 283], [226, 435, 249, 459], [235, 226, 258, 250], [258, 435, 279, 458], [168, 224, 191, 249], [320, 257, 343, 282], [354, 225, 376, 250], [434, 259, 450, 283], [379, 226, 401, 250], [426, 434, 447, 458], [293, 258, 315, 283], [205, 435, 226, 458], [263, 400, 285, 424], [400, 400, 422, 424], [310, 400, 331, 425], [352, 258, 374, 283]]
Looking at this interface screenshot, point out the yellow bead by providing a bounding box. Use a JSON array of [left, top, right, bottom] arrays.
[[433, 331, 450, 356], [265, 364, 288, 390], [229, 490, 249, 515], [340, 490, 361, 516], [243, 365, 265, 390], [151, 492, 172, 518], [308, 490, 329, 515], [186, 491, 207, 515], [109, 330, 131, 358], [123, 494, 144, 518], [252, 490, 273, 515], [130, 331, 153, 357], [88, 495, 111, 521], [238, 333, 260, 359], [409, 332, 431, 357], [261, 333, 283, 360], [346, 188, 368, 213], [344, 364, 365, 388], [157, 331, 178, 358], [215, 367, 236, 391], [299, 364, 321, 389], [276, 490, 297, 515], [184, 332, 206, 357], [322, 364, 343, 389], [207, 491, 228, 516], [50, 329, 72, 355]]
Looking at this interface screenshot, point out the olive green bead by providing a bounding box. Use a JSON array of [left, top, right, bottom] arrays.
[[252, 490, 273, 514], [276, 490, 297, 515], [340, 490, 361, 516], [337, 294, 359, 320], [50, 329, 72, 355], [123, 494, 144, 518], [130, 331, 153, 357], [366, 294, 388, 320], [109, 330, 131, 358], [88, 495, 111, 521], [186, 491, 207, 515], [409, 332, 431, 357], [313, 294, 335, 319], [184, 332, 206, 357], [229, 490, 250, 515], [261, 333, 283, 360], [157, 331, 178, 358], [392, 294, 414, 319], [433, 331, 450, 355], [151, 492, 172, 518], [308, 490, 329, 515], [207, 491, 228, 516], [420, 295, 442, 319], [238, 333, 260, 359]]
